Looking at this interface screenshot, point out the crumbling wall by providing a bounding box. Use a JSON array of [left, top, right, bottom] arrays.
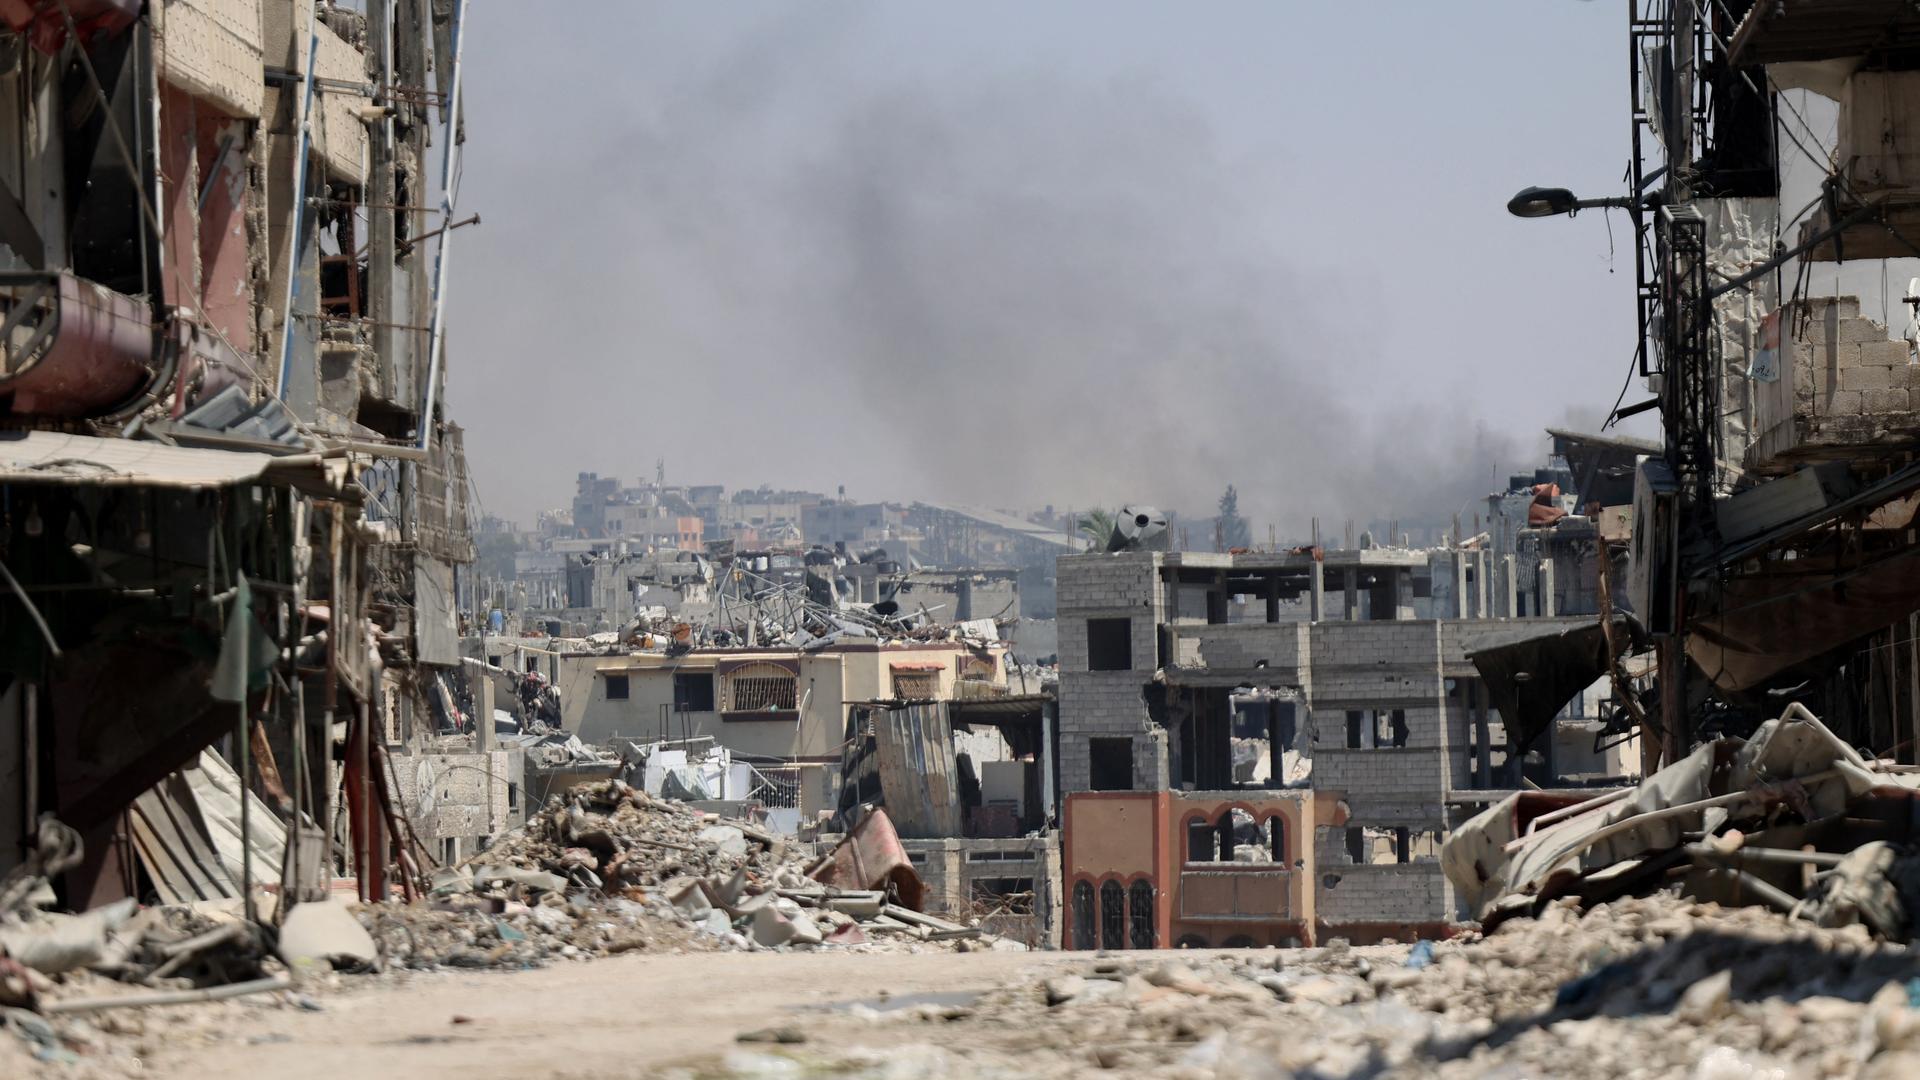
[[1750, 296, 1918, 470]]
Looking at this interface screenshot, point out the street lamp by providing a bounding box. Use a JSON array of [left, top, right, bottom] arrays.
[[1506, 186, 1639, 219]]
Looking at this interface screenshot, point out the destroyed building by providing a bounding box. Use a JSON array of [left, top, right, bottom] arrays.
[[1052, 502, 1631, 948], [0, 0, 482, 909]]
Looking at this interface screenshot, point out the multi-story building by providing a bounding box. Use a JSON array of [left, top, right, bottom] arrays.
[[1054, 541, 1615, 947]]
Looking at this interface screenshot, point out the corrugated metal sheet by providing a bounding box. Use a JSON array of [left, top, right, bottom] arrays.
[[872, 701, 961, 839], [129, 749, 289, 904], [0, 430, 343, 493]]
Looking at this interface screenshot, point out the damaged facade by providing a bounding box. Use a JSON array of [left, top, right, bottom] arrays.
[[1054, 499, 1636, 947], [0, 0, 481, 919]]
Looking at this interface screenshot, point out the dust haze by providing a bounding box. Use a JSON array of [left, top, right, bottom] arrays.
[[452, 4, 1542, 538]]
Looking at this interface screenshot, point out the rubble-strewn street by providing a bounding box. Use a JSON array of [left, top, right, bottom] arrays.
[[14, 894, 1920, 1079], [21, 1, 1920, 1075]]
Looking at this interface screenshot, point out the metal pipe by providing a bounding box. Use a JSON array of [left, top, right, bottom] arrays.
[[44, 976, 292, 1014], [1700, 865, 1800, 913], [414, 0, 470, 451], [1683, 842, 1843, 869], [275, 0, 323, 396]]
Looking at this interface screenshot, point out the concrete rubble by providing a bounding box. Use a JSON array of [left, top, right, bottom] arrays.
[[701, 894, 1920, 1079], [354, 781, 1006, 968], [0, 782, 1005, 1070]]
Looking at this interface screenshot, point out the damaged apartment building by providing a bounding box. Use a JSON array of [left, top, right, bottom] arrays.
[[1053, 506, 1634, 949], [0, 0, 489, 911]]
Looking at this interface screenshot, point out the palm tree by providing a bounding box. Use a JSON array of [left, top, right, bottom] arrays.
[[1078, 508, 1116, 550]]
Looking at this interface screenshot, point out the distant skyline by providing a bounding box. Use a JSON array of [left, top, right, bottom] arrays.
[[452, 2, 1652, 537]]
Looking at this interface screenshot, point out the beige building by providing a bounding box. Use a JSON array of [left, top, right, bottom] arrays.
[[555, 641, 1012, 813]]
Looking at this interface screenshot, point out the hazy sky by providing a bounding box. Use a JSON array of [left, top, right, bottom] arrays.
[[448, 1, 1648, 537]]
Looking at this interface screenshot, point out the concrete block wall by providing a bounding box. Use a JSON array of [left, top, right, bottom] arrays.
[[1752, 297, 1919, 467], [1057, 553, 1166, 793], [1168, 622, 1308, 675], [1306, 621, 1445, 705], [389, 748, 526, 848], [1311, 846, 1450, 926]]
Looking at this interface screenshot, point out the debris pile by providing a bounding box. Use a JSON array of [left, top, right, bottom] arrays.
[[365, 782, 1000, 968], [1446, 703, 1920, 938], [712, 894, 1920, 1079]]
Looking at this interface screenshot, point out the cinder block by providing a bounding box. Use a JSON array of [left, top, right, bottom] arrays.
[[1858, 339, 1912, 367], [1841, 363, 1894, 391], [1864, 388, 1912, 413], [1838, 318, 1891, 345], [1826, 390, 1864, 415]]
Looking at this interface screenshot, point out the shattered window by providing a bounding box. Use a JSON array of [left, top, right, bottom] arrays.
[[1128, 880, 1154, 949], [1100, 880, 1126, 950]]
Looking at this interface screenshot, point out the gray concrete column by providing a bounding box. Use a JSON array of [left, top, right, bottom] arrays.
[[1538, 559, 1556, 618], [1309, 560, 1325, 621], [1473, 551, 1489, 619], [1452, 552, 1469, 619], [1500, 555, 1518, 619], [1343, 568, 1359, 621]]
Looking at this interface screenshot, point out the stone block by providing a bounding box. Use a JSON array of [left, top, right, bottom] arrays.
[[1864, 388, 1912, 414], [1838, 318, 1891, 345], [1825, 390, 1864, 415], [1841, 363, 1895, 391], [1858, 339, 1912, 367]]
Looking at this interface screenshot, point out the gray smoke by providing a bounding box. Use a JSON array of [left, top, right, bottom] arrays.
[[454, 6, 1532, 537]]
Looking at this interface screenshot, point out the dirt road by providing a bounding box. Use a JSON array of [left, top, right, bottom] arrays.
[[135, 949, 1079, 1080]]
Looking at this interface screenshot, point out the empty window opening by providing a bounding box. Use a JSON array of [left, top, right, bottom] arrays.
[[1128, 881, 1154, 949], [507, 782, 518, 810], [1269, 815, 1287, 863], [971, 878, 1035, 915], [1072, 881, 1095, 950], [1374, 709, 1409, 748], [604, 674, 629, 700], [674, 672, 716, 712], [1346, 826, 1413, 865], [1089, 737, 1135, 791], [1100, 881, 1126, 950], [1087, 618, 1133, 671], [1220, 807, 1276, 864], [1345, 711, 1364, 749], [1186, 817, 1217, 863]]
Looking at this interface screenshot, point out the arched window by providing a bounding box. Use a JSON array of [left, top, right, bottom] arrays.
[[1269, 814, 1288, 864], [1186, 817, 1217, 863], [1100, 881, 1126, 950], [1220, 807, 1273, 864], [1128, 880, 1154, 949], [1175, 933, 1209, 949], [1222, 934, 1257, 949], [1072, 881, 1095, 950]]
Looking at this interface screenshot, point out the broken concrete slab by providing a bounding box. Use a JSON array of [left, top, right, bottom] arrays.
[[277, 902, 378, 972]]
